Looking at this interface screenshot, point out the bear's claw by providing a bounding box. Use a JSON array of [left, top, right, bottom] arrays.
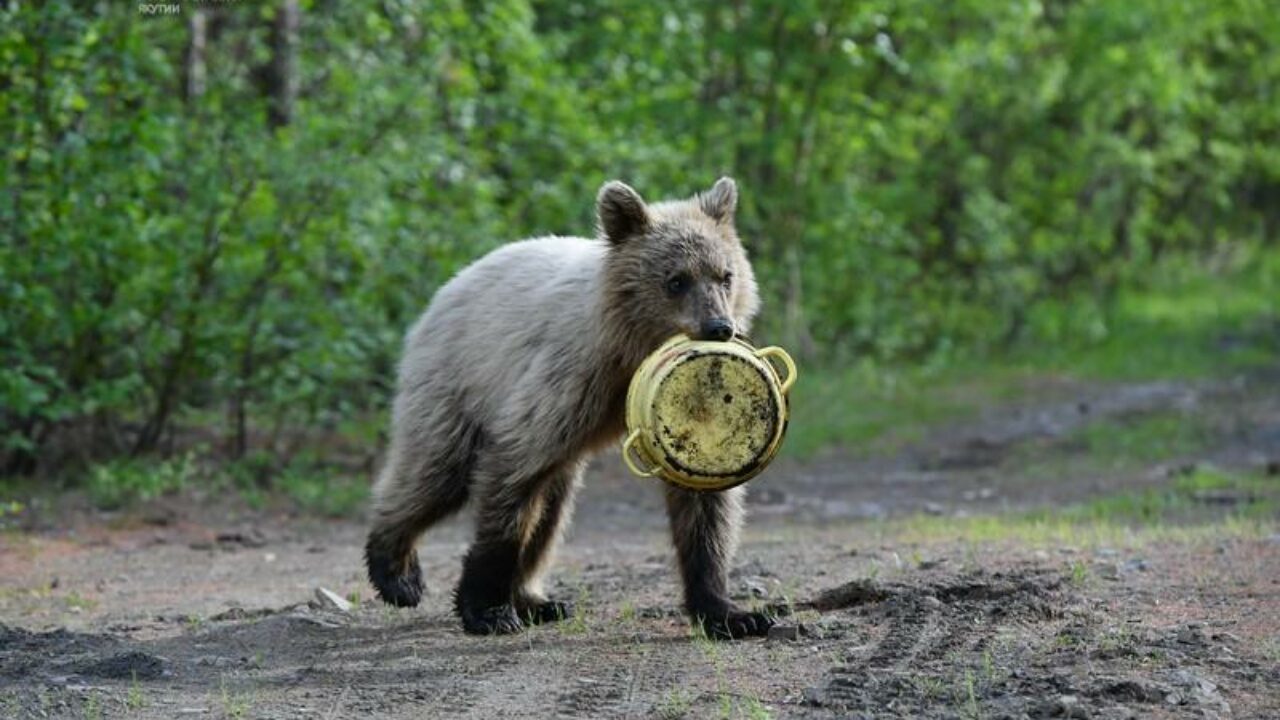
[[459, 603, 525, 635], [696, 608, 775, 640], [517, 599, 574, 626]]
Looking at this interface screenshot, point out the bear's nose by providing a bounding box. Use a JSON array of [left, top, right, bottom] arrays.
[[699, 318, 734, 342]]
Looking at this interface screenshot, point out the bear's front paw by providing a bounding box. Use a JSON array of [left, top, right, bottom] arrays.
[[694, 607, 775, 640], [459, 603, 524, 635], [516, 598, 574, 626]]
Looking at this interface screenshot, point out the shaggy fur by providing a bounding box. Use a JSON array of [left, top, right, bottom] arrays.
[[365, 177, 773, 639]]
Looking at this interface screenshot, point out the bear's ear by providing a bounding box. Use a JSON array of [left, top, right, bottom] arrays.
[[699, 177, 738, 224], [597, 181, 650, 245]]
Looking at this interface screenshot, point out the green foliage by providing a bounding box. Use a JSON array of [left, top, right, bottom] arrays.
[[1, 0, 1277, 479], [86, 451, 196, 509], [276, 461, 369, 518]]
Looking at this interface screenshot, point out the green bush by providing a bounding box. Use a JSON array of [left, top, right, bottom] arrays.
[[1, 0, 1276, 476], [86, 452, 197, 510]]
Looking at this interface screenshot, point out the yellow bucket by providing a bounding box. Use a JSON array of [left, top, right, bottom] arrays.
[[622, 335, 797, 492]]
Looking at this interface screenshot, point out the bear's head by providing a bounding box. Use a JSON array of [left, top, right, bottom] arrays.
[[597, 177, 760, 349]]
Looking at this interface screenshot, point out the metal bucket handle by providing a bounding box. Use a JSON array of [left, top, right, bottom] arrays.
[[622, 429, 658, 478], [754, 345, 798, 395]]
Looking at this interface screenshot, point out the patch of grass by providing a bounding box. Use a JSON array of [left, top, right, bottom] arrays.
[[957, 668, 979, 720], [127, 669, 145, 710], [559, 584, 592, 635], [784, 249, 1278, 460], [717, 692, 734, 719], [83, 692, 102, 720], [1067, 411, 1211, 468], [1040, 467, 1274, 525], [85, 452, 197, 510], [899, 468, 1277, 545], [655, 688, 695, 720], [915, 675, 948, 701], [736, 695, 773, 720], [63, 591, 97, 612], [1260, 637, 1280, 663], [1068, 560, 1090, 587], [219, 676, 254, 720], [1017, 246, 1279, 381], [617, 599, 637, 623], [783, 362, 1021, 459]]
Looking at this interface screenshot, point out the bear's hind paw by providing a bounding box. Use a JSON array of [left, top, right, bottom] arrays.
[[366, 547, 424, 608]]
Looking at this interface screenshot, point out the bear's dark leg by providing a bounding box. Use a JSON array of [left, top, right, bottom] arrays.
[[454, 462, 564, 635], [512, 462, 583, 625], [665, 485, 774, 640], [365, 479, 468, 608], [366, 419, 481, 608]]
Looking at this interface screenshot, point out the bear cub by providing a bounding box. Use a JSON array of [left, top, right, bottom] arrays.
[[365, 177, 775, 639]]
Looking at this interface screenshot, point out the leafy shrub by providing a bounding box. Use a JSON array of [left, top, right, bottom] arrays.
[[2, 0, 1276, 478]]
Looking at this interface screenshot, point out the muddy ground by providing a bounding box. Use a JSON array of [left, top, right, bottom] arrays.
[[2, 371, 1278, 719]]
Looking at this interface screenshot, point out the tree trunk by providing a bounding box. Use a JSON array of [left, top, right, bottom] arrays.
[[184, 9, 207, 103], [263, 0, 299, 129]]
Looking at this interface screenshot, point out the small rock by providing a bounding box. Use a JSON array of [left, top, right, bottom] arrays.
[[1096, 548, 1119, 558], [1160, 461, 1199, 478], [1122, 558, 1150, 573], [1176, 624, 1206, 645], [1057, 695, 1091, 719], [767, 625, 801, 642], [923, 502, 946, 516], [215, 529, 267, 548], [312, 587, 353, 613], [1158, 669, 1229, 712], [1033, 694, 1091, 719]]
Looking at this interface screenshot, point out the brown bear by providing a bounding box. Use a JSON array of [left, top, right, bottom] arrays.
[[364, 177, 774, 639]]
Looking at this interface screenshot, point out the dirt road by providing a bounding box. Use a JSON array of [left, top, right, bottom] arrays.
[[2, 372, 1278, 718]]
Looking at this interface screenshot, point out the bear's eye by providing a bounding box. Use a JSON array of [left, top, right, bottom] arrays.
[[665, 274, 690, 297], [721, 272, 733, 289]]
